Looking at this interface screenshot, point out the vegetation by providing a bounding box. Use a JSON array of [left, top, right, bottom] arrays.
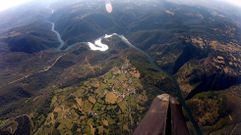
[[187, 92, 228, 126], [0, 0, 241, 134]]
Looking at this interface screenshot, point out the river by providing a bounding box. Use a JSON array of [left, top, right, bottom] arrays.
[[49, 8, 65, 51], [48, 10, 201, 132]]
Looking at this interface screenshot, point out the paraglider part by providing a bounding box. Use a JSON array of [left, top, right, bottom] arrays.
[[105, 0, 113, 13]]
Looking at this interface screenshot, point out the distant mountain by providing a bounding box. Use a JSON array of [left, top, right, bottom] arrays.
[[1, 22, 59, 53], [0, 0, 241, 134]]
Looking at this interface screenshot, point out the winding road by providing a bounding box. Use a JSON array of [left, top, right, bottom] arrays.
[[5, 54, 66, 87]]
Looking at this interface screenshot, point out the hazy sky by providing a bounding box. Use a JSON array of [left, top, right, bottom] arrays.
[[220, 0, 241, 7], [0, 0, 241, 12], [0, 0, 31, 11]]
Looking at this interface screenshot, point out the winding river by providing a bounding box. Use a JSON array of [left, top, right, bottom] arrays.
[[50, 22, 65, 51], [48, 7, 201, 133], [85, 33, 201, 134], [49, 6, 113, 52], [87, 34, 112, 51], [49, 9, 65, 51]]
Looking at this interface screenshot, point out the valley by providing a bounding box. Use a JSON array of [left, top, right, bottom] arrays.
[[0, 0, 241, 134]]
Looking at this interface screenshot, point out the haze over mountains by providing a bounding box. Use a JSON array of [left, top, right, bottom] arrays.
[[0, 0, 241, 134]]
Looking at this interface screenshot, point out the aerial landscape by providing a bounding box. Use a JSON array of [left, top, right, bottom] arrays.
[[0, 0, 240, 134]]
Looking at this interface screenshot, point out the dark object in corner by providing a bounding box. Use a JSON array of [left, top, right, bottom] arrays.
[[133, 94, 190, 135]]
